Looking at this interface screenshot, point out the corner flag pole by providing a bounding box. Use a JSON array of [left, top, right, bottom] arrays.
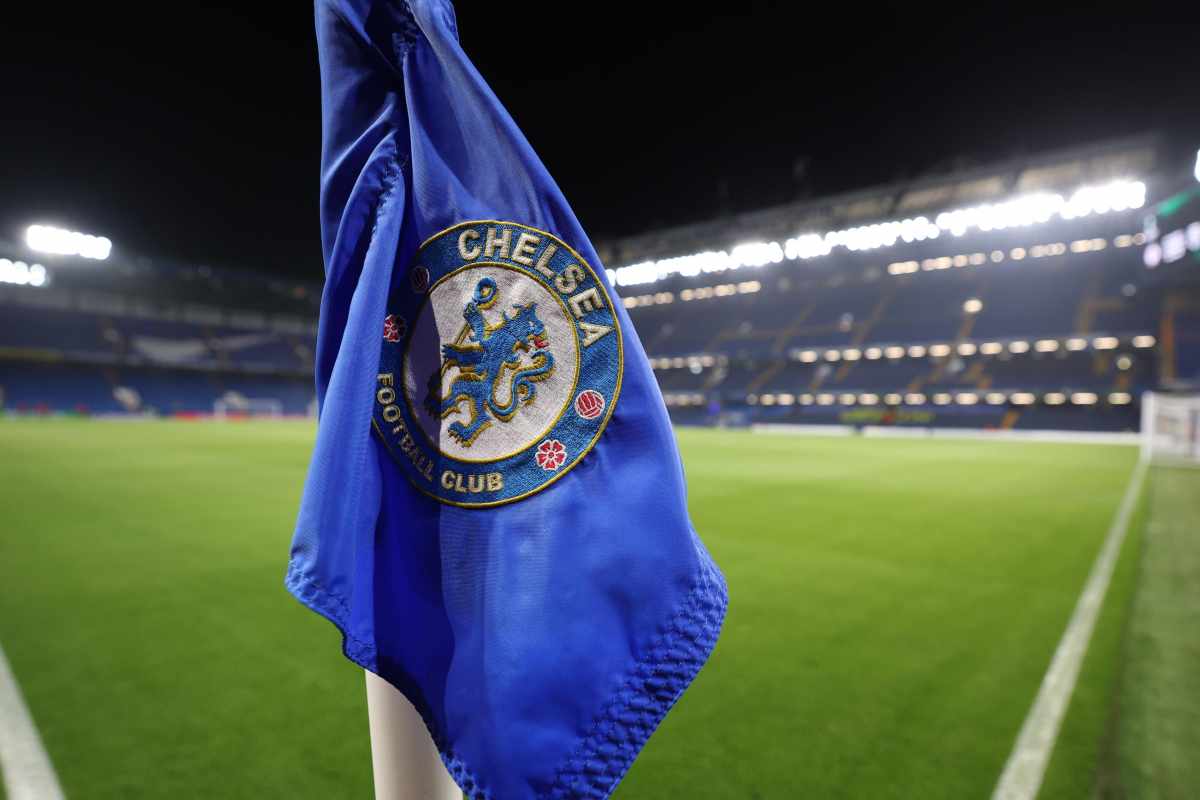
[[365, 671, 462, 800]]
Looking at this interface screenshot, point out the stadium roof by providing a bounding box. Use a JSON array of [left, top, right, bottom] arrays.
[[597, 134, 1164, 276]]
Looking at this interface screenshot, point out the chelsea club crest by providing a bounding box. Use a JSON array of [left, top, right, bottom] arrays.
[[373, 221, 623, 507]]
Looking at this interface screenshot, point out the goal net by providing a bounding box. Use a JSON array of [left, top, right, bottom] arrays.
[[1141, 392, 1200, 466], [213, 392, 284, 420]]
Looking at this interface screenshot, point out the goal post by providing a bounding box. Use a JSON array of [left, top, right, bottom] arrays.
[[1141, 391, 1200, 466]]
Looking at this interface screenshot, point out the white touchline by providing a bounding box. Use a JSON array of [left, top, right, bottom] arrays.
[[991, 458, 1148, 800], [0, 640, 65, 800]]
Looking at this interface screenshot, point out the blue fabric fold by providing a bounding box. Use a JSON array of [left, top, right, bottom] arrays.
[[288, 2, 728, 797]]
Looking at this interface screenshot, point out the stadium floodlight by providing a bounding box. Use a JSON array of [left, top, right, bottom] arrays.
[[929, 344, 951, 357], [1071, 392, 1098, 405], [746, 394, 759, 405], [730, 242, 783, 268], [1061, 180, 1146, 218], [908, 345, 927, 358], [980, 342, 1003, 355], [799, 394, 814, 405], [612, 240, 782, 286], [1065, 337, 1088, 351], [843, 348, 862, 361], [824, 349, 841, 362], [760, 394, 777, 406], [784, 233, 833, 260], [25, 224, 112, 260], [0, 259, 49, 288], [1116, 355, 1133, 370], [1010, 392, 1036, 405], [778, 393, 796, 405], [1092, 336, 1119, 350], [905, 392, 926, 405], [990, 250, 1005, 262], [933, 393, 952, 405], [985, 392, 1007, 405], [1044, 392, 1067, 405], [1143, 242, 1162, 268], [864, 347, 882, 360], [799, 350, 818, 363], [838, 393, 857, 405], [884, 346, 906, 359], [859, 393, 879, 405], [957, 342, 978, 356], [1034, 339, 1059, 353], [1161, 229, 1190, 263], [1010, 247, 1026, 260], [1109, 392, 1132, 405], [817, 393, 835, 405], [1131, 335, 1156, 348], [884, 393, 902, 405], [956, 392, 979, 405], [611, 178, 1147, 287], [1009, 340, 1030, 353], [935, 180, 1144, 235]]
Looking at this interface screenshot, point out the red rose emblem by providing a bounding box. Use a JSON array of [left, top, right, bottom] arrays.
[[574, 389, 605, 420], [535, 439, 567, 471], [383, 314, 405, 343]]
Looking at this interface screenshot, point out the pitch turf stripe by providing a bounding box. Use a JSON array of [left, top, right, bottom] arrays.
[[0, 641, 65, 800], [991, 459, 1147, 800]]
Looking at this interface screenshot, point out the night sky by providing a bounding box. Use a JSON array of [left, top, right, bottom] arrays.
[[3, 3, 1199, 278]]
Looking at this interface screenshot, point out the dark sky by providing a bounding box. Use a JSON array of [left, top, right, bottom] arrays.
[[2, 3, 1199, 278]]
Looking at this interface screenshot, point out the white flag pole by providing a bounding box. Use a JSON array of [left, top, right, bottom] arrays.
[[365, 671, 463, 800]]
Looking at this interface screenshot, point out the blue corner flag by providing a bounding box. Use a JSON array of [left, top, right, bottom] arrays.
[[286, 2, 728, 797]]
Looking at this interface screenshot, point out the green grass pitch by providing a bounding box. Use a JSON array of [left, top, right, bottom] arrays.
[[0, 420, 1148, 798]]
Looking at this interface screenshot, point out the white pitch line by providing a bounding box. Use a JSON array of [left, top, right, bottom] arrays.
[[991, 459, 1147, 800], [0, 640, 65, 800]]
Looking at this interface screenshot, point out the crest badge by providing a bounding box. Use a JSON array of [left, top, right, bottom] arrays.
[[373, 221, 623, 507]]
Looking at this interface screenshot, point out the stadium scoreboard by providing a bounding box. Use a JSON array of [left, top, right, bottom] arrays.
[[1143, 184, 1200, 281]]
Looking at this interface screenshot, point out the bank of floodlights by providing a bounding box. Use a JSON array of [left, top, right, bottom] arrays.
[[25, 224, 112, 260]]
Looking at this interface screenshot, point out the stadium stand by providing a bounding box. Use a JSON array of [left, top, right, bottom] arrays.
[[609, 137, 1200, 432], [1, 135, 1197, 430]]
